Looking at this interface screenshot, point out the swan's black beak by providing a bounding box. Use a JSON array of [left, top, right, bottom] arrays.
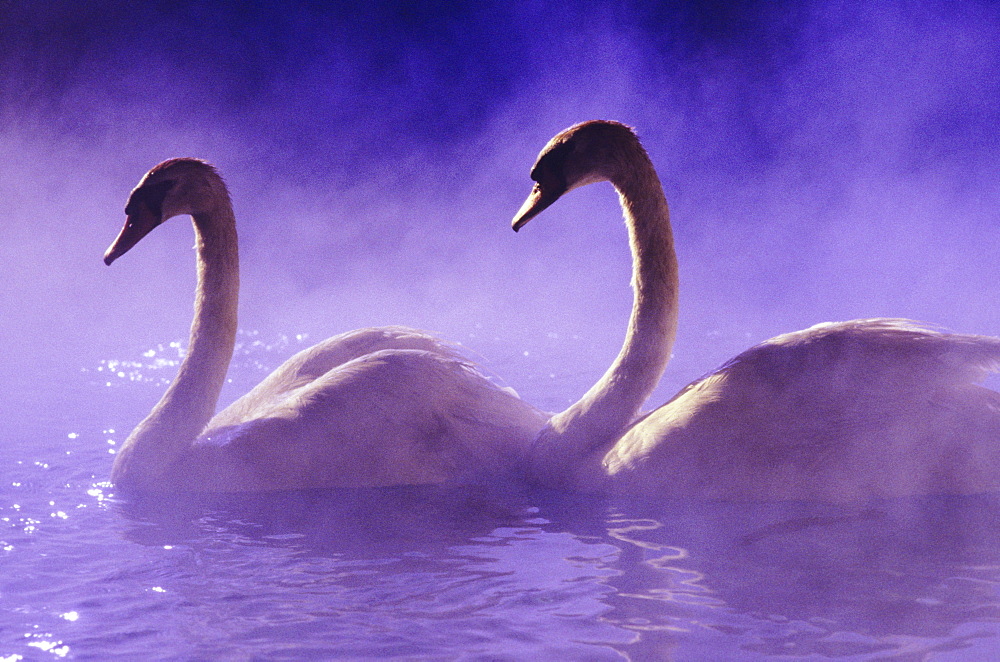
[[104, 203, 160, 265], [512, 182, 564, 232]]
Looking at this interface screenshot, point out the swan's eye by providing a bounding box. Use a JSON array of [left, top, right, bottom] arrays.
[[530, 163, 555, 186], [126, 179, 175, 219]]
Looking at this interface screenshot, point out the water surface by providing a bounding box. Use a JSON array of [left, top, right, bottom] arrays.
[[3, 336, 999, 660]]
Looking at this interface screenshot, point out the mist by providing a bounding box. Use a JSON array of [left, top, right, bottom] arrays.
[[2, 0, 999, 425]]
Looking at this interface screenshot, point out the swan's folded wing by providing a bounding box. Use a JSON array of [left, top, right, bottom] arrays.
[[723, 319, 1000, 389], [606, 319, 1000, 500], [190, 348, 545, 490], [209, 326, 466, 430]]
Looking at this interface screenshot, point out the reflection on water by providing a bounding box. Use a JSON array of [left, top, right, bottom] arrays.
[[2, 337, 1000, 659]]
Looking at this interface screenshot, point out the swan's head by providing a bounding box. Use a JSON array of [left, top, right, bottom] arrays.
[[104, 158, 226, 265], [512, 120, 640, 231]]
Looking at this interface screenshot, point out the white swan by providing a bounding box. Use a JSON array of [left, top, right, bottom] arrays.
[[105, 158, 547, 493], [513, 120, 1000, 502]]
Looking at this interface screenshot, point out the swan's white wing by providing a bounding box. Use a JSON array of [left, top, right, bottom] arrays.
[[185, 349, 547, 491], [209, 326, 465, 429], [722, 319, 1000, 388], [606, 319, 1000, 500]]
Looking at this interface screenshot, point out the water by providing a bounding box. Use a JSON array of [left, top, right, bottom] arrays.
[[3, 336, 1000, 660]]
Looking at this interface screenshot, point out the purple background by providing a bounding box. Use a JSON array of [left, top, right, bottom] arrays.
[[2, 0, 999, 419]]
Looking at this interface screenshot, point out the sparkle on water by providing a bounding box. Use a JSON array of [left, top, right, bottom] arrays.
[[3, 331, 1000, 660]]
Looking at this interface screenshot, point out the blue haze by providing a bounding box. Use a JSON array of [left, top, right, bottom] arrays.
[[3, 3, 1000, 659], [1, 0, 998, 423]]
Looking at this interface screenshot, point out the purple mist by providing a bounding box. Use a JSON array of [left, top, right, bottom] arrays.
[[1, 0, 998, 416]]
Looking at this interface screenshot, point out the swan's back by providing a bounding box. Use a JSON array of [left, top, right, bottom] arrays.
[[606, 319, 1000, 501], [209, 326, 466, 429], [171, 347, 548, 491], [723, 319, 1000, 389]]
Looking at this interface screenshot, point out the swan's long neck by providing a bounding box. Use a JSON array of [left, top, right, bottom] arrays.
[[112, 201, 239, 488], [535, 146, 678, 482]]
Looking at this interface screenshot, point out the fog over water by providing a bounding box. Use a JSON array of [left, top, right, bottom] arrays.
[[5, 3, 1000, 658], [2, 0, 999, 423]]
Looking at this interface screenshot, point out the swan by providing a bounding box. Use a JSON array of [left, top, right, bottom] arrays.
[[512, 120, 1000, 501], [104, 157, 547, 493]]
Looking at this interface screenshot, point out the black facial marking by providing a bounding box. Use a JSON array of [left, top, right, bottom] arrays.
[[124, 179, 175, 218], [531, 140, 573, 190]]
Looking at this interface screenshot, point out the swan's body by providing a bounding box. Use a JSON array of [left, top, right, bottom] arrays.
[[106, 158, 546, 493], [514, 121, 1000, 502]]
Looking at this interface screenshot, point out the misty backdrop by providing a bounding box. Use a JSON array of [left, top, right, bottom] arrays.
[[2, 0, 999, 429]]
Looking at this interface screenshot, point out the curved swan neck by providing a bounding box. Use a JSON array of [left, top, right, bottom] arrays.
[[169, 208, 240, 427], [113, 192, 239, 486], [545, 141, 678, 461]]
